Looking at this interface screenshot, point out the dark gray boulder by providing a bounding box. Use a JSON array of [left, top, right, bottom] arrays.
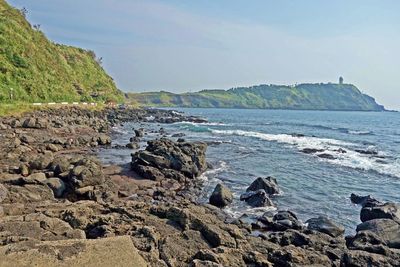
[[301, 148, 324, 154], [240, 190, 273, 207], [350, 193, 381, 208], [306, 216, 345, 237], [209, 183, 233, 208], [131, 138, 207, 179], [356, 219, 400, 248], [134, 129, 144, 137], [246, 177, 279, 195], [360, 202, 400, 223]]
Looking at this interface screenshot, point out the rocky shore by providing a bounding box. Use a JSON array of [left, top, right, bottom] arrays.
[[0, 107, 399, 266]]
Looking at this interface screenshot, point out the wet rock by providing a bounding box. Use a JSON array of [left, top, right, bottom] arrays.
[[301, 148, 324, 154], [129, 136, 140, 143], [350, 193, 381, 208], [306, 216, 345, 237], [246, 177, 279, 195], [257, 211, 304, 232], [273, 211, 303, 231], [46, 178, 66, 197], [240, 190, 273, 207], [172, 133, 186, 138], [126, 142, 139, 149], [209, 183, 233, 208], [360, 202, 400, 223], [134, 128, 144, 137], [317, 153, 336, 160], [355, 149, 378, 155]]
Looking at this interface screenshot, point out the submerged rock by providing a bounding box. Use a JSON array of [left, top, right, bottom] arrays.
[[301, 148, 324, 154], [317, 153, 336, 160], [209, 183, 233, 208]]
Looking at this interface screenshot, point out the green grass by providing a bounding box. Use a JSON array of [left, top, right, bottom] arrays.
[[0, 0, 124, 104], [127, 83, 385, 111]]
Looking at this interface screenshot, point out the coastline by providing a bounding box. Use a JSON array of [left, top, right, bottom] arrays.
[[0, 107, 399, 266]]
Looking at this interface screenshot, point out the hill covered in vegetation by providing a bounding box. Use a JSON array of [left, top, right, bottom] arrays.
[[128, 83, 385, 111], [0, 0, 123, 103]]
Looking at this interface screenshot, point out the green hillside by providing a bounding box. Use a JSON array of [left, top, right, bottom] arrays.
[[0, 0, 123, 103], [128, 83, 385, 111]]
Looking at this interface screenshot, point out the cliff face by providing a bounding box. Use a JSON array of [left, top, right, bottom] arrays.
[[0, 0, 123, 103], [128, 83, 385, 111]]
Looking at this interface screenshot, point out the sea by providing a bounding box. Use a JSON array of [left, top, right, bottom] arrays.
[[99, 108, 400, 233]]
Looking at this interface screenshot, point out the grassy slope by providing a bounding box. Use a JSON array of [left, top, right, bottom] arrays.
[[0, 0, 123, 103], [128, 83, 385, 111]]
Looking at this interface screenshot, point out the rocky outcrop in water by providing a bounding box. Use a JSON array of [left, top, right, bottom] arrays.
[[209, 183, 233, 208], [131, 138, 207, 182]]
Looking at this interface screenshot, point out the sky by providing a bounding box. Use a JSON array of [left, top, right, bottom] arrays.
[[8, 0, 400, 110]]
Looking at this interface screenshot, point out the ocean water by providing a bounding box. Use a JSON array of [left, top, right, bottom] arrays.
[[99, 108, 400, 233]]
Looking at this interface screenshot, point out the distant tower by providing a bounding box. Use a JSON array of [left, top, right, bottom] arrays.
[[339, 76, 344, 85]]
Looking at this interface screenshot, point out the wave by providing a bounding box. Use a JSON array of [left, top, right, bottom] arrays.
[[347, 130, 373, 135], [173, 121, 229, 133], [212, 129, 351, 147], [198, 161, 228, 181], [211, 129, 400, 178], [174, 121, 227, 126], [266, 121, 373, 136]]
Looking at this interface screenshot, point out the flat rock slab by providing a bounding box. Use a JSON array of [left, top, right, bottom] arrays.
[[0, 236, 148, 267]]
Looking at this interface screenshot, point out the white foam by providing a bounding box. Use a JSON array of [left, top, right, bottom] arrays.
[[198, 161, 228, 181], [175, 121, 227, 126], [212, 129, 351, 148], [212, 129, 400, 178], [348, 130, 372, 135]]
